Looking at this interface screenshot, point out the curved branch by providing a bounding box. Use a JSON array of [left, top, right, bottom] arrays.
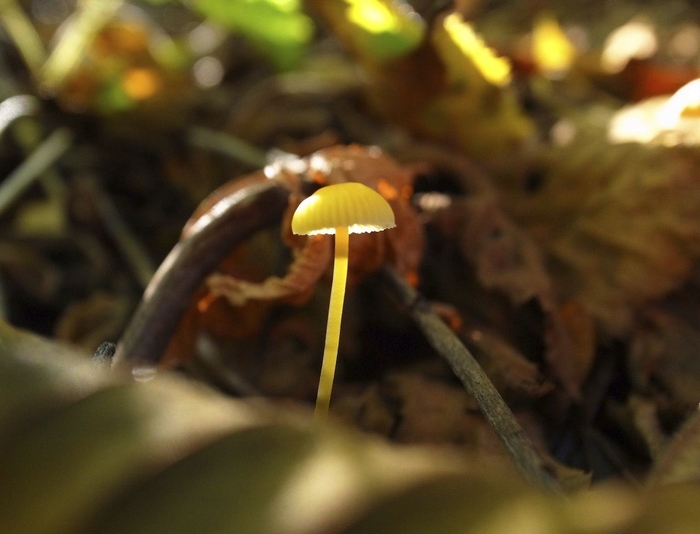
[[112, 179, 290, 371]]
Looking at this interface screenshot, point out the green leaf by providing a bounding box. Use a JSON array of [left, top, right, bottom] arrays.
[[342, 0, 425, 61], [188, 0, 313, 70]]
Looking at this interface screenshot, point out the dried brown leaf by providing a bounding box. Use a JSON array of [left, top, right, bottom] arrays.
[[388, 372, 475, 445], [201, 145, 424, 306], [460, 327, 553, 400], [207, 234, 331, 307], [608, 395, 670, 461], [430, 191, 581, 398], [496, 137, 700, 335], [553, 300, 597, 396]]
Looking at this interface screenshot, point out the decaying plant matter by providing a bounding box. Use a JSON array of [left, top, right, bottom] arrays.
[[4, 0, 700, 530]]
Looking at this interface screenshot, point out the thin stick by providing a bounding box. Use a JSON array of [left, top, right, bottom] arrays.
[[187, 127, 268, 168], [83, 177, 155, 289], [112, 179, 290, 371], [0, 128, 73, 215], [381, 267, 562, 494]]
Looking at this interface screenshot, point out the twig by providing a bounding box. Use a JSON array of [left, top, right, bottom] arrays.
[[82, 177, 155, 289], [0, 128, 73, 215], [187, 127, 268, 168], [112, 179, 290, 371], [381, 267, 562, 494]]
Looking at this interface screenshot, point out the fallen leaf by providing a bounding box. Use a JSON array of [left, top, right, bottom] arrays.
[[460, 326, 553, 400], [495, 136, 700, 335], [429, 191, 581, 398]]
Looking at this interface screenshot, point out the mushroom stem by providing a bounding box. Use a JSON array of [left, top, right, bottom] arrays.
[[315, 226, 349, 421]]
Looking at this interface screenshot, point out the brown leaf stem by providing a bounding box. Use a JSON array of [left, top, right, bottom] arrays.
[[112, 178, 290, 371], [381, 266, 563, 494]]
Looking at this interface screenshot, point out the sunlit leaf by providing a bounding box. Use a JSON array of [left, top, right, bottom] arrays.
[[428, 13, 533, 158], [440, 13, 511, 87], [305, 0, 424, 62], [343, 0, 425, 61], [187, 0, 313, 70], [531, 12, 576, 78]]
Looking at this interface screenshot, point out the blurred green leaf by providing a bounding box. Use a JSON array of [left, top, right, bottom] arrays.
[[342, 0, 425, 61], [306, 0, 425, 62], [187, 0, 313, 70]]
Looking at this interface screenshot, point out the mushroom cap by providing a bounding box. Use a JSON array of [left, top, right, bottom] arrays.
[[292, 182, 396, 235]]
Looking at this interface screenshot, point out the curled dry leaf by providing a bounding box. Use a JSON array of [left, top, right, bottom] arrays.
[[200, 145, 424, 309], [161, 232, 283, 366], [207, 234, 331, 307], [161, 145, 424, 367]]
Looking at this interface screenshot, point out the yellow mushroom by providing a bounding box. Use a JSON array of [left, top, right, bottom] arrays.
[[292, 182, 395, 420]]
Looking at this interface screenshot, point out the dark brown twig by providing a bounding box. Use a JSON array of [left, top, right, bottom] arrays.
[[112, 178, 289, 371], [381, 267, 563, 494], [0, 128, 72, 215]]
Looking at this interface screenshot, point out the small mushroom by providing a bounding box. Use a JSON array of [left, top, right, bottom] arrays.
[[292, 182, 395, 420]]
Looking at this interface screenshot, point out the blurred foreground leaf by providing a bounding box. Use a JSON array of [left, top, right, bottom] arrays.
[[3, 318, 700, 533]]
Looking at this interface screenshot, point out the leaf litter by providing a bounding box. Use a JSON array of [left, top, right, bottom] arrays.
[[2, 0, 700, 505]]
